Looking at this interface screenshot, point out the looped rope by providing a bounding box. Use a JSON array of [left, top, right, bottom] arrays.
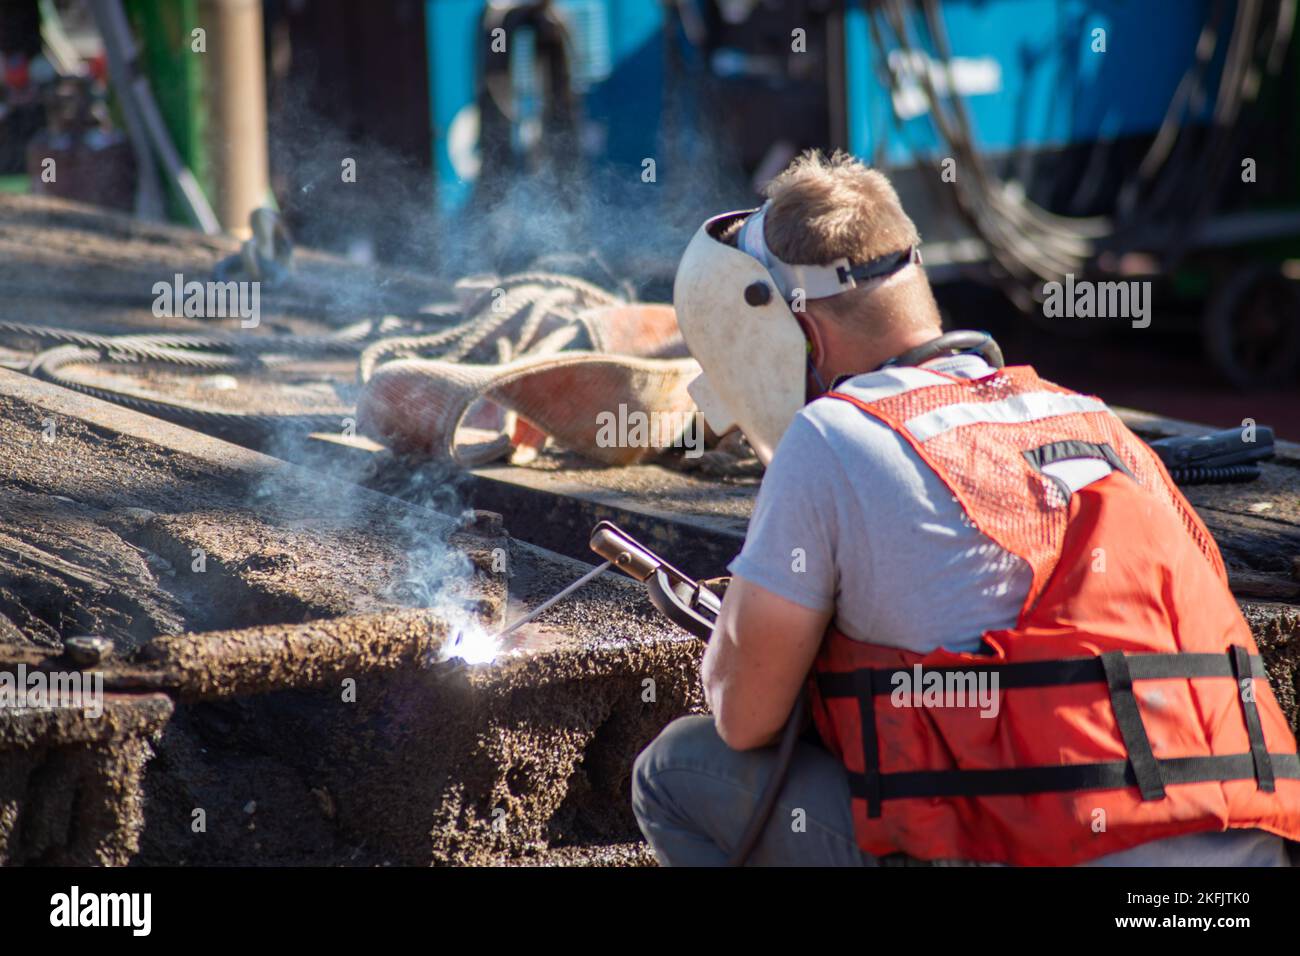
[[1, 271, 644, 457], [358, 271, 621, 382], [24, 343, 345, 435]]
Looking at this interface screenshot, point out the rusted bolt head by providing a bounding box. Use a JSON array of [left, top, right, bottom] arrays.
[[64, 635, 113, 667], [462, 509, 505, 536]]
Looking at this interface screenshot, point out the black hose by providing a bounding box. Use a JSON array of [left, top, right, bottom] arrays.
[[1169, 463, 1262, 485], [644, 568, 808, 868]]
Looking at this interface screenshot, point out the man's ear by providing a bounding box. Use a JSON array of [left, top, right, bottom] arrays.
[[794, 308, 827, 365]]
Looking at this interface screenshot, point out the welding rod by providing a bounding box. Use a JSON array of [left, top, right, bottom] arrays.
[[491, 559, 613, 640]]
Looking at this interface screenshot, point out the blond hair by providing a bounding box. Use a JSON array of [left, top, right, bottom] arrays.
[[759, 151, 937, 331], [762, 150, 921, 265]]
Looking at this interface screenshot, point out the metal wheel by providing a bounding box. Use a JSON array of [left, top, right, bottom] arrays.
[[1204, 263, 1300, 388]]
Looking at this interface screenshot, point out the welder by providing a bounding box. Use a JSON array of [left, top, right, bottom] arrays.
[[632, 150, 1300, 866]]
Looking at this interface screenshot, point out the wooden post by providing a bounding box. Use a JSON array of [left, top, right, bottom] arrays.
[[199, 0, 269, 237]]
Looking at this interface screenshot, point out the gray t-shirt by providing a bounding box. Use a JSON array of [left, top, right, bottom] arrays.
[[730, 354, 1288, 866]]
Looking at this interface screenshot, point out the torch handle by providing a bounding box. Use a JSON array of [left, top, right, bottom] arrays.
[[589, 521, 720, 640]]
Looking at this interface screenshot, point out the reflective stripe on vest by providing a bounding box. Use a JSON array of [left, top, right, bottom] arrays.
[[903, 392, 1109, 442]]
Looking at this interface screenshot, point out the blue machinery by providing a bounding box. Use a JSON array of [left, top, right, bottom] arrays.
[[426, 1, 1227, 213], [423, 1, 1300, 383], [844, 1, 1218, 164], [426, 1, 666, 214]]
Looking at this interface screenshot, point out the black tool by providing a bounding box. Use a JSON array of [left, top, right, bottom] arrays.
[[1148, 426, 1274, 484]]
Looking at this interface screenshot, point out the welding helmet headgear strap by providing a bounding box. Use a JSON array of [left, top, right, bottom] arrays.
[[736, 201, 921, 303]]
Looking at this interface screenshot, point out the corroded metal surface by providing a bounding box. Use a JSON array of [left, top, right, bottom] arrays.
[[0, 370, 702, 865]]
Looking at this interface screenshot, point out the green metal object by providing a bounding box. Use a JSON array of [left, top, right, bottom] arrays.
[[122, 0, 212, 223]]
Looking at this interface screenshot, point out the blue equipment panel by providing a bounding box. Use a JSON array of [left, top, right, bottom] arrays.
[[843, 0, 1224, 167], [426, 0, 664, 212]]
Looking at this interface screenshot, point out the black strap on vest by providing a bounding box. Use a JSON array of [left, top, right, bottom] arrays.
[[854, 668, 882, 818], [844, 754, 1300, 803], [1100, 651, 1166, 800], [1230, 645, 1276, 792], [817, 648, 1286, 815], [1022, 440, 1136, 502], [815, 650, 1266, 698], [1022, 440, 1134, 478]]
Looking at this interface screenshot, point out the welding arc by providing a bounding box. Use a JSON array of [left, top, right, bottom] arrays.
[[491, 559, 613, 641]]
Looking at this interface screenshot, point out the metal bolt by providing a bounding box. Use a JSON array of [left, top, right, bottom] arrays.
[[744, 281, 772, 306], [462, 509, 505, 536]]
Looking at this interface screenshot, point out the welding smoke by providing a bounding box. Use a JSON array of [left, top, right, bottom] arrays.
[[242, 60, 756, 659], [265, 74, 753, 296]]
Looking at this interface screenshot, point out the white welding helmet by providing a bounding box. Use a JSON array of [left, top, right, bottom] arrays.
[[673, 209, 805, 464], [674, 203, 920, 464]]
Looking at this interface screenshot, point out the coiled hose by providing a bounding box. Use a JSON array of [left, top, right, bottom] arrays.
[[1168, 464, 1262, 485]]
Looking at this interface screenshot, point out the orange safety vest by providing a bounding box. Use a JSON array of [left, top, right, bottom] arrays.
[[808, 364, 1300, 865]]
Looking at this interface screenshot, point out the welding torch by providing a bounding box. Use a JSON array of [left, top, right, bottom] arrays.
[[489, 521, 800, 865], [588, 521, 722, 640], [589, 520, 803, 867], [489, 521, 722, 644]]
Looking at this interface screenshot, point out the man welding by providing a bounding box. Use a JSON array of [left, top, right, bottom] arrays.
[[632, 151, 1300, 866]]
